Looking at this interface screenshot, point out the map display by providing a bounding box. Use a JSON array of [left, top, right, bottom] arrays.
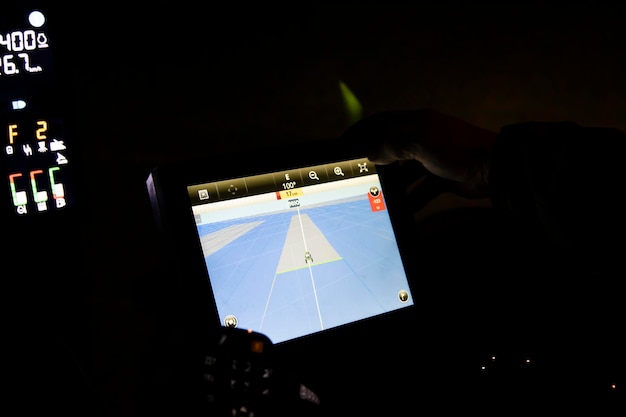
[[191, 165, 414, 344]]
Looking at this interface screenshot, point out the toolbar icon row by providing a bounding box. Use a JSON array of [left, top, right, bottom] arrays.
[[189, 158, 375, 204]]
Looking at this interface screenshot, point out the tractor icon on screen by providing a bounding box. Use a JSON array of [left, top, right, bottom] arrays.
[[305, 251, 314, 264]]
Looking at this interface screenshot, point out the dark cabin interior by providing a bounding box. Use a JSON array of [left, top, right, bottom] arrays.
[[3, 1, 625, 415]]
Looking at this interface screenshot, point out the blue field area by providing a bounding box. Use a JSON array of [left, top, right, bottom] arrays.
[[197, 197, 413, 344]]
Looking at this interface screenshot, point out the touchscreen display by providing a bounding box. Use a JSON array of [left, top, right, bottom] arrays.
[[187, 157, 414, 344]]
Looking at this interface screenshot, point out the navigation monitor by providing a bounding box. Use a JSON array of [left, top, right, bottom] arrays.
[[147, 144, 417, 345]]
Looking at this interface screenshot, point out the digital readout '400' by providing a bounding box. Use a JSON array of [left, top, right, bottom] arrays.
[[0, 30, 49, 76]]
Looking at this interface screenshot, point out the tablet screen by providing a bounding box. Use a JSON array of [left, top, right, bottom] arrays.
[[186, 156, 414, 344]]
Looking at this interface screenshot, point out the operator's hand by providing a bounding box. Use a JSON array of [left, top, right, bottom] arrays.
[[342, 109, 497, 221]]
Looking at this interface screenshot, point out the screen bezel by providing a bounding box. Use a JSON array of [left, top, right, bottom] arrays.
[[146, 138, 419, 355]]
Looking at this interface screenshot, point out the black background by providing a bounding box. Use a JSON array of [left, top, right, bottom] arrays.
[[4, 1, 626, 415]]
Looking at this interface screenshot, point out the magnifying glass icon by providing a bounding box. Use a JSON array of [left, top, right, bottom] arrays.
[[309, 171, 320, 180], [333, 166, 344, 176]]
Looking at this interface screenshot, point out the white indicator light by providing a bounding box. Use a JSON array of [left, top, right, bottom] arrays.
[[12, 100, 27, 110], [28, 10, 46, 28]]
